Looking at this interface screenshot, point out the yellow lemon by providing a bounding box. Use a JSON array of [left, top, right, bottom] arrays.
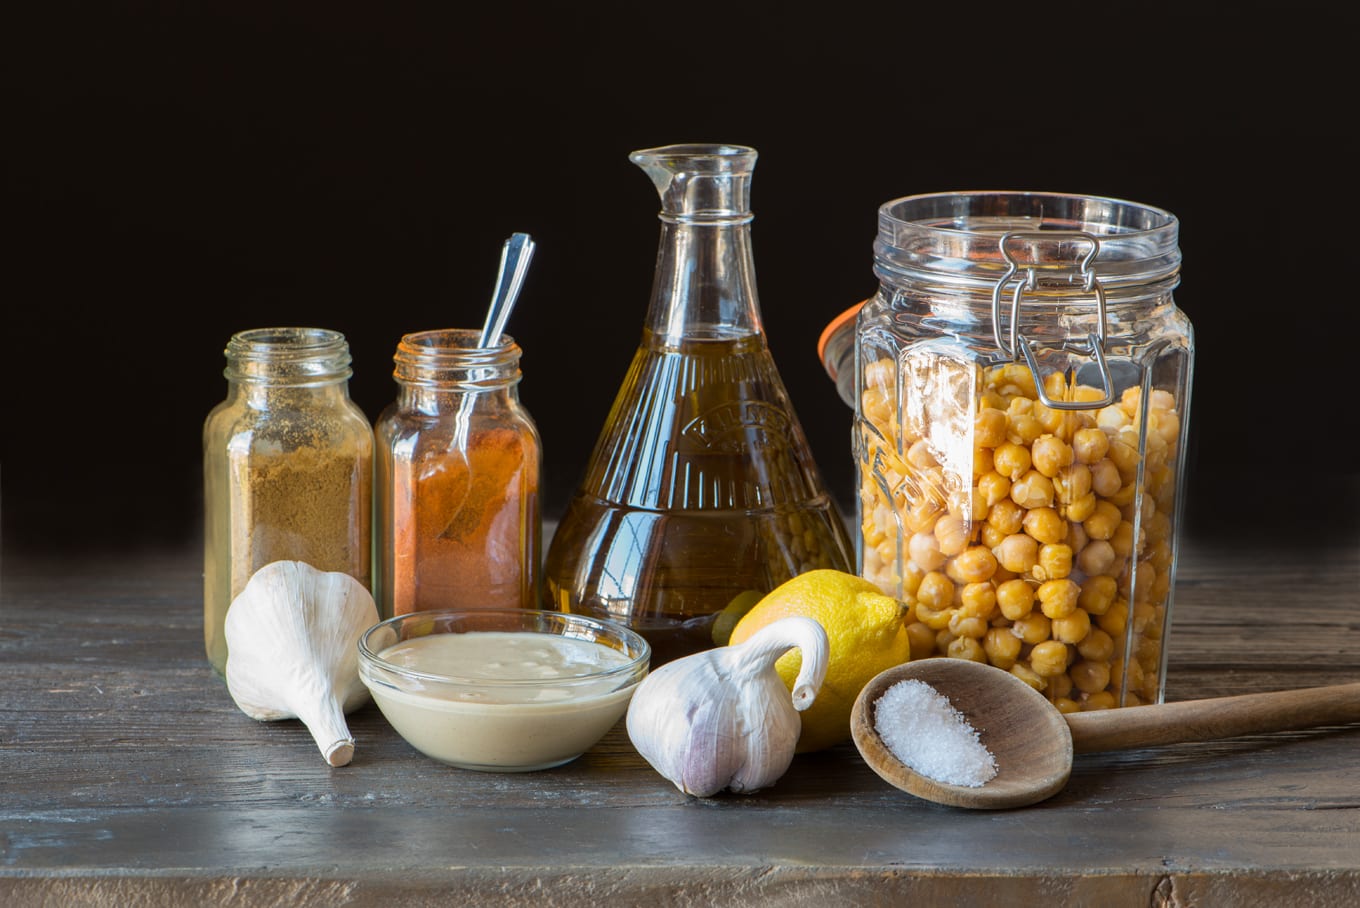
[[728, 569, 910, 753], [711, 589, 764, 646]]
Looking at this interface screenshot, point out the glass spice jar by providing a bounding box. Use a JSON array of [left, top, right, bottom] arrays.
[[855, 191, 1193, 712], [374, 329, 542, 619], [202, 327, 374, 675]]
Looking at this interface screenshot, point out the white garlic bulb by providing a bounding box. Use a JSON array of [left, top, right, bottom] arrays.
[[625, 616, 829, 797], [224, 560, 378, 767]]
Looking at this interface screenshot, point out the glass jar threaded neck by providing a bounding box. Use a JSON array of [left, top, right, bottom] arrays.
[[224, 327, 353, 386], [393, 328, 522, 391]]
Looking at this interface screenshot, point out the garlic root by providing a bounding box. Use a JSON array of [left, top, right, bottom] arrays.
[[625, 615, 829, 797], [224, 560, 378, 767]]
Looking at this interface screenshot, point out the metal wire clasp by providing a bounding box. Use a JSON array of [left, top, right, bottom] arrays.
[[990, 231, 1116, 410]]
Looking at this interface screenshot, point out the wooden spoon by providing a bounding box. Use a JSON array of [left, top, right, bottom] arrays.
[[851, 659, 1360, 810]]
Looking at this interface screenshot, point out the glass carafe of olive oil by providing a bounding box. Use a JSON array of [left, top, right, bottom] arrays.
[[542, 143, 854, 665]]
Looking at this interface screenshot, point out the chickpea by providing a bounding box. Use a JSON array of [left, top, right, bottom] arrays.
[[1110, 520, 1139, 559], [1030, 640, 1070, 676], [1152, 408, 1180, 446], [906, 438, 939, 470], [1042, 371, 1070, 401], [1010, 613, 1052, 645], [1023, 507, 1067, 545], [1037, 578, 1081, 619], [1090, 458, 1121, 497], [1084, 500, 1123, 540], [999, 363, 1039, 398], [972, 444, 995, 477], [861, 387, 893, 426], [1129, 562, 1157, 604], [904, 499, 943, 534], [1072, 426, 1110, 464], [933, 513, 970, 556], [1070, 659, 1111, 694], [1008, 413, 1045, 446], [1065, 520, 1089, 554], [963, 490, 991, 523], [1031, 434, 1075, 477], [1064, 492, 1098, 522], [916, 571, 955, 610], [1145, 510, 1173, 545], [1047, 671, 1074, 701], [1037, 543, 1073, 580], [996, 578, 1036, 621], [1148, 388, 1176, 412], [1097, 600, 1129, 637], [1035, 402, 1072, 437], [993, 533, 1038, 574], [958, 582, 998, 619], [915, 603, 955, 631], [1076, 539, 1117, 577], [975, 407, 1008, 447], [1097, 405, 1130, 431], [980, 523, 1008, 548], [1077, 627, 1116, 662], [1082, 691, 1117, 710], [1108, 429, 1142, 481], [1010, 470, 1055, 509], [1010, 662, 1046, 692], [902, 561, 925, 598], [1107, 481, 1138, 508], [948, 612, 989, 640], [983, 627, 1023, 668], [1051, 608, 1091, 644], [1132, 600, 1159, 634], [1054, 463, 1092, 502], [1079, 575, 1118, 616], [946, 546, 998, 584], [993, 442, 1032, 481], [1114, 656, 1148, 695], [906, 622, 936, 661], [947, 635, 988, 662], [908, 532, 946, 572], [977, 471, 1011, 508], [987, 499, 1026, 535]]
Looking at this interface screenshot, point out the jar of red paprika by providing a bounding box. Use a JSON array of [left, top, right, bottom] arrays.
[[374, 329, 542, 618]]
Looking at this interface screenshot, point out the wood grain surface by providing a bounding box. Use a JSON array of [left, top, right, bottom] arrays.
[[2, 534, 1358, 906]]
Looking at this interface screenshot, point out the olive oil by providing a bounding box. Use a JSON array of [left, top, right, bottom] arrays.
[[543, 330, 853, 665]]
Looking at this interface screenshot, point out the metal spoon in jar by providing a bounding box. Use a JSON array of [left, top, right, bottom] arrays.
[[851, 658, 1360, 810], [478, 232, 536, 349]]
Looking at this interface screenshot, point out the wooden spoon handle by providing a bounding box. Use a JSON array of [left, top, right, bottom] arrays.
[[1065, 681, 1360, 754]]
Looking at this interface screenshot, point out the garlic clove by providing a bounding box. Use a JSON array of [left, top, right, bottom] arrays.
[[224, 560, 378, 767], [626, 615, 829, 797]]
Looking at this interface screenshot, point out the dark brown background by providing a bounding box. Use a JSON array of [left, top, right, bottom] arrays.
[[4, 1, 1357, 559]]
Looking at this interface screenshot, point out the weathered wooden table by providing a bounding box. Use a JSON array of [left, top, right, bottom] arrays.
[[3, 533, 1358, 907]]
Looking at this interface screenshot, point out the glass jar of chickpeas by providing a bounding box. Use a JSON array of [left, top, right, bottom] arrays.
[[855, 191, 1193, 713]]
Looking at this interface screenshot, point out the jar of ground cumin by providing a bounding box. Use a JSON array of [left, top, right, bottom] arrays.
[[374, 329, 542, 619], [202, 327, 374, 675]]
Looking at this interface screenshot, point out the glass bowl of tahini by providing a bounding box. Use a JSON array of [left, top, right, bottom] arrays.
[[358, 609, 651, 771]]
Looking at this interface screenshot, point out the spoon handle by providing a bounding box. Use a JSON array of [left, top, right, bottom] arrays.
[[1066, 681, 1360, 753], [479, 232, 536, 349]]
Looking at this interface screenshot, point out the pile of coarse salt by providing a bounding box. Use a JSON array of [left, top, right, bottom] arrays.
[[874, 679, 998, 787]]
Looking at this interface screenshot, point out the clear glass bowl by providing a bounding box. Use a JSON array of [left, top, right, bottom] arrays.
[[358, 609, 651, 771]]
